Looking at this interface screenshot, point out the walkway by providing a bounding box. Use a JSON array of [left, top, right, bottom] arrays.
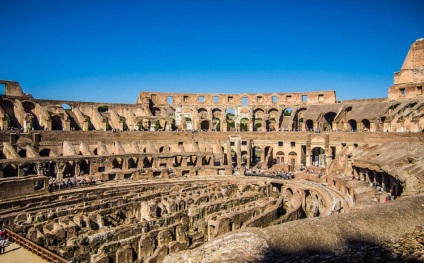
[[0, 242, 48, 263]]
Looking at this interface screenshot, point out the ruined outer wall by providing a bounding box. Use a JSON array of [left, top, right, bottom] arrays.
[[137, 90, 336, 107], [389, 38, 424, 100]]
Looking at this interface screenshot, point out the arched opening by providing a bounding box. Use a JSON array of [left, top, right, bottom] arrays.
[[51, 115, 63, 130], [240, 118, 249, 132], [231, 149, 237, 168], [268, 109, 279, 131], [23, 163, 36, 176], [212, 108, 222, 131], [305, 119, 314, 131], [311, 147, 325, 167], [18, 149, 26, 158], [79, 159, 90, 175], [226, 108, 235, 131], [128, 157, 138, 169], [64, 161, 75, 177], [197, 108, 208, 120], [323, 112, 337, 131], [61, 104, 72, 110], [39, 148, 51, 157], [202, 156, 211, 165], [348, 119, 357, 132], [153, 120, 161, 131], [3, 164, 18, 177], [276, 151, 285, 164], [43, 162, 57, 177], [0, 100, 19, 128], [22, 101, 40, 130], [200, 120, 209, 130], [288, 152, 297, 168], [151, 107, 161, 116], [253, 108, 264, 131], [251, 146, 262, 167], [143, 157, 152, 168], [97, 105, 109, 113], [112, 158, 123, 169], [139, 119, 150, 131], [362, 119, 370, 131]]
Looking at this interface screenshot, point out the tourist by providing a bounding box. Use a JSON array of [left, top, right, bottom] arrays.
[[0, 239, 5, 254], [0, 228, 6, 241]]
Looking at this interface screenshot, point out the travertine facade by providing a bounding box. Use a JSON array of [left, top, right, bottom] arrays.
[[0, 39, 423, 263]]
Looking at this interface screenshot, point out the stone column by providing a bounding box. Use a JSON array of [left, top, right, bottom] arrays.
[[226, 140, 231, 166], [325, 133, 331, 168], [36, 162, 43, 176], [182, 157, 188, 167], [236, 139, 242, 167], [247, 140, 251, 168], [56, 162, 66, 180], [306, 133, 311, 166], [75, 160, 81, 177]]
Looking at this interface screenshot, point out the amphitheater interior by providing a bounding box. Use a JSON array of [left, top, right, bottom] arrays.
[[0, 39, 423, 263]]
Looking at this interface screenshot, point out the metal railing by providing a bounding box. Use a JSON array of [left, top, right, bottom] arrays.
[[4, 228, 69, 263]]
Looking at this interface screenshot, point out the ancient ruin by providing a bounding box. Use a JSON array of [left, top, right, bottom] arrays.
[[0, 39, 423, 263]]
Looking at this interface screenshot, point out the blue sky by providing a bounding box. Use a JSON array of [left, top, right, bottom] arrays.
[[0, 0, 422, 103]]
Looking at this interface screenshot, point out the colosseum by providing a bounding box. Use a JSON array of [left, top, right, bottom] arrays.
[[0, 39, 423, 263]]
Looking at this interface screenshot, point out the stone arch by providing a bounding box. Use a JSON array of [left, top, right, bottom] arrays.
[[112, 158, 123, 169], [39, 148, 51, 157], [348, 119, 357, 131], [151, 107, 161, 116], [3, 163, 18, 177], [288, 151, 297, 166], [296, 108, 307, 130], [323, 112, 337, 130], [311, 147, 325, 167], [202, 156, 211, 165], [97, 105, 109, 113], [240, 117, 249, 132], [197, 108, 208, 119], [18, 149, 26, 157], [252, 146, 262, 166], [64, 161, 76, 177], [143, 157, 153, 168], [226, 108, 235, 131], [22, 101, 40, 130], [231, 149, 237, 167], [253, 108, 265, 131], [305, 119, 314, 131], [268, 108, 279, 131], [362, 119, 370, 131], [51, 115, 63, 131], [200, 120, 210, 130], [276, 151, 285, 164], [241, 150, 248, 165], [43, 161, 56, 177], [212, 108, 222, 131], [61, 103, 72, 110], [79, 159, 90, 175], [0, 100, 19, 128]]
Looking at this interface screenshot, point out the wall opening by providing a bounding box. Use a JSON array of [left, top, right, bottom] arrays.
[[242, 97, 248, 106], [213, 96, 219, 103], [198, 96, 204, 102], [167, 96, 173, 105], [272, 96, 278, 103], [302, 95, 308, 102]]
